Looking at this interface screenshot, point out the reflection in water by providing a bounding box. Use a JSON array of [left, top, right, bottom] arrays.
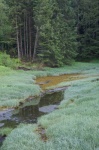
[[0, 91, 64, 128]]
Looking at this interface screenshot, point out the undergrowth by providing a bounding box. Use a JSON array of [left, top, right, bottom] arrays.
[[0, 53, 20, 69]]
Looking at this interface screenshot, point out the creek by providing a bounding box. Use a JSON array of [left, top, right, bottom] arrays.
[[0, 73, 84, 145], [0, 73, 83, 128], [0, 91, 64, 129]]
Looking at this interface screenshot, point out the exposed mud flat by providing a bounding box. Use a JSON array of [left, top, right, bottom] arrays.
[[36, 73, 84, 90]]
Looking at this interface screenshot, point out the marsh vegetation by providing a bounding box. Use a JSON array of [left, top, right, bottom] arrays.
[[0, 62, 99, 149]]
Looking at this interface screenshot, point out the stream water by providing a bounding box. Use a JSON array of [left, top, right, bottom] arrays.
[[0, 73, 86, 146], [0, 91, 64, 129], [0, 73, 84, 129]]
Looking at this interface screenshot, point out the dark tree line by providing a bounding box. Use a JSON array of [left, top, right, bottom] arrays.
[[0, 0, 99, 66], [76, 0, 99, 60]]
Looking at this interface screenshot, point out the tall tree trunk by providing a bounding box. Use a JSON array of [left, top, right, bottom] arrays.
[[16, 16, 21, 59], [29, 16, 32, 60], [33, 26, 39, 62], [24, 10, 26, 56], [26, 11, 28, 58], [20, 26, 23, 58]]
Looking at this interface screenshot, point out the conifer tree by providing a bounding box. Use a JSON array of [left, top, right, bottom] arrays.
[[0, 0, 12, 51], [34, 0, 77, 66], [76, 0, 99, 60]]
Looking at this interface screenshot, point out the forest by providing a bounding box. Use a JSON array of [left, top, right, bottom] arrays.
[[0, 0, 99, 66], [0, 0, 99, 150]]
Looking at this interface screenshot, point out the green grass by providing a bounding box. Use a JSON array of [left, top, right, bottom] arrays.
[[0, 67, 41, 107], [0, 61, 99, 108], [1, 62, 99, 150], [0, 66, 14, 76], [0, 61, 99, 107], [0, 128, 13, 136]]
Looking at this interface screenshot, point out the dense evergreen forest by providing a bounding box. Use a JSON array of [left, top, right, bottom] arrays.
[[0, 0, 99, 67]]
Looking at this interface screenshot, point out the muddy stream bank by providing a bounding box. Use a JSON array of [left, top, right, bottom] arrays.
[[36, 73, 83, 90], [0, 73, 84, 128], [0, 91, 64, 128], [0, 73, 84, 145]]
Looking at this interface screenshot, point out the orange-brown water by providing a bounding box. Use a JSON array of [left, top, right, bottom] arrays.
[[36, 74, 84, 90]]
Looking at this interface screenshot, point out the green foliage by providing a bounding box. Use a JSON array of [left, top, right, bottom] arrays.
[[76, 0, 99, 60], [0, 0, 12, 50], [0, 128, 13, 135], [0, 52, 20, 68], [0, 0, 99, 64], [0, 66, 13, 76], [34, 0, 77, 67]]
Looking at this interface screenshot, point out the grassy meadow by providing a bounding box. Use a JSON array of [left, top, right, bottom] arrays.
[[0, 61, 99, 108], [0, 60, 99, 150]]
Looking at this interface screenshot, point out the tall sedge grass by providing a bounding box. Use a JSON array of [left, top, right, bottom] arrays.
[[0, 68, 41, 107], [1, 62, 99, 150], [0, 61, 99, 107]]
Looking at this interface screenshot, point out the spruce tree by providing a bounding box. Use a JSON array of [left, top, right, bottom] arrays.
[[34, 0, 77, 66], [0, 0, 12, 51], [76, 0, 99, 60]]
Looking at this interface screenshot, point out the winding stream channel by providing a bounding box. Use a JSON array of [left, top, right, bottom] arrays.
[[0, 91, 64, 128], [0, 73, 85, 145]]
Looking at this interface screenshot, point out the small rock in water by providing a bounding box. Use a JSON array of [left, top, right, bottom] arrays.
[[39, 105, 57, 113]]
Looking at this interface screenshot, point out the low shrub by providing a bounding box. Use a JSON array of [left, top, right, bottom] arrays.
[[0, 52, 20, 69]]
